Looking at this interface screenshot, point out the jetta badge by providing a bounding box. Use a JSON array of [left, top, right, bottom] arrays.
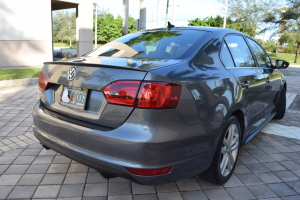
[[67, 67, 76, 80]]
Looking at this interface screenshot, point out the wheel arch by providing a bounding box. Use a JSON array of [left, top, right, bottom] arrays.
[[230, 109, 245, 144], [200, 110, 243, 184]]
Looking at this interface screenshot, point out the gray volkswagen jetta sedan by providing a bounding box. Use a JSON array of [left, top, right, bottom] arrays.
[[33, 27, 289, 185]]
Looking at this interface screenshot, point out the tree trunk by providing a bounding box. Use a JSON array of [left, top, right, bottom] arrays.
[[294, 42, 300, 63], [70, 39, 72, 48]]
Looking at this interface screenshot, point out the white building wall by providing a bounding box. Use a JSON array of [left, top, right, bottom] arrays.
[[76, 0, 93, 56], [0, 0, 52, 67]]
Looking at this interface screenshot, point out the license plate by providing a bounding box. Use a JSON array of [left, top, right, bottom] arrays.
[[60, 87, 88, 110]]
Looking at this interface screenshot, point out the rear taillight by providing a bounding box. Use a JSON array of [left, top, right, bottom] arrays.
[[103, 81, 181, 109], [137, 82, 181, 109], [103, 81, 141, 106], [38, 71, 51, 90], [126, 167, 172, 176]]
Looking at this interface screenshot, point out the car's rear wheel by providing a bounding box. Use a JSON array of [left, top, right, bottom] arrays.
[[200, 116, 241, 184], [273, 87, 286, 119]]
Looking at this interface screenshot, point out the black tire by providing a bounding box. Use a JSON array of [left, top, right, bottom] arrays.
[[273, 87, 286, 119], [199, 116, 241, 185]]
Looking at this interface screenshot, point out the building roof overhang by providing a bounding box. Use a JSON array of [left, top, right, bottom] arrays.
[[51, 0, 80, 11]]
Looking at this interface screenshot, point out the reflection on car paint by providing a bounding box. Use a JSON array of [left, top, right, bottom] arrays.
[[191, 89, 202, 101], [215, 104, 227, 117]]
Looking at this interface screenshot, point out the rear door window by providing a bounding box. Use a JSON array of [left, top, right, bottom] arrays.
[[224, 35, 256, 68], [246, 38, 272, 68]]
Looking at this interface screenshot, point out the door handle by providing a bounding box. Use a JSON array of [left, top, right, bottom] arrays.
[[241, 81, 249, 90]]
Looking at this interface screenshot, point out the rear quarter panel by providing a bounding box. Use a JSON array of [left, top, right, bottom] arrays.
[[148, 31, 242, 126], [145, 31, 244, 154]]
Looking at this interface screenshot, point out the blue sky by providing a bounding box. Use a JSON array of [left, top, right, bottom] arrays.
[[94, 0, 224, 28]]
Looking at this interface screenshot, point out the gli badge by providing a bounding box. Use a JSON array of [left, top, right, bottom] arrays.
[[67, 67, 76, 81]]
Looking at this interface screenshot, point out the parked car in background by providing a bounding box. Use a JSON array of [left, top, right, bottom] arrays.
[[33, 27, 289, 185]]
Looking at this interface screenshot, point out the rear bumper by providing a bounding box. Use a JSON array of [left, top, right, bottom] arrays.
[[33, 99, 218, 185]]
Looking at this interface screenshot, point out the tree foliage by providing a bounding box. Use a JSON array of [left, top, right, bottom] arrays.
[[53, 9, 138, 46], [95, 14, 120, 43], [53, 10, 76, 47], [124, 31, 181, 47], [188, 16, 223, 27], [222, 0, 279, 37], [226, 18, 257, 37], [187, 15, 257, 36], [263, 0, 300, 63], [128, 17, 138, 33], [94, 14, 137, 43]]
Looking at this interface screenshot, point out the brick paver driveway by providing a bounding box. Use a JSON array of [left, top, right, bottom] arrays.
[[0, 66, 300, 200]]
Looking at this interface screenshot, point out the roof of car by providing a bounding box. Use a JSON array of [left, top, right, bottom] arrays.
[[140, 26, 243, 35]]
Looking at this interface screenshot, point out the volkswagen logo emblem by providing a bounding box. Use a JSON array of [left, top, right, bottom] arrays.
[[67, 67, 76, 80]]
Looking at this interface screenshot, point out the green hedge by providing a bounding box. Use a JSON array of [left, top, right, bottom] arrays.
[[262, 46, 297, 54], [276, 47, 297, 54], [263, 46, 276, 53]]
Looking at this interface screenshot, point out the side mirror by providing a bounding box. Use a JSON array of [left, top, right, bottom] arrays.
[[275, 60, 289, 69]]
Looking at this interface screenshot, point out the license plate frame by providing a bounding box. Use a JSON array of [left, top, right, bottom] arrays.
[[60, 86, 88, 110]]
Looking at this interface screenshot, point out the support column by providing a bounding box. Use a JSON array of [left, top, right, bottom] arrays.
[[165, 0, 169, 27], [76, 0, 93, 56], [122, 0, 129, 35], [139, 0, 146, 30]]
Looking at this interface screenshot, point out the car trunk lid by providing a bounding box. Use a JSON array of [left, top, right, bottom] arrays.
[[39, 57, 182, 128]]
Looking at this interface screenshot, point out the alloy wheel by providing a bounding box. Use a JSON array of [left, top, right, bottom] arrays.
[[220, 124, 239, 177]]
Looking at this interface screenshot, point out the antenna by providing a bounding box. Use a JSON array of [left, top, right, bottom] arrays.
[[167, 21, 175, 30]]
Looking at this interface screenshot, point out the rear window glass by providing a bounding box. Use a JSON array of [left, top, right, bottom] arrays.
[[88, 30, 209, 59]]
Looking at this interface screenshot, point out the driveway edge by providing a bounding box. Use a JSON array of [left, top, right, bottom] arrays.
[[0, 78, 38, 88]]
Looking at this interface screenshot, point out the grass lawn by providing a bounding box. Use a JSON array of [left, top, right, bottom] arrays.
[[54, 42, 77, 48], [268, 53, 299, 65], [0, 68, 41, 81]]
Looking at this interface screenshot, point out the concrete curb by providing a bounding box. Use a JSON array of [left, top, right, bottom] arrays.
[[0, 78, 38, 88], [290, 65, 300, 68]]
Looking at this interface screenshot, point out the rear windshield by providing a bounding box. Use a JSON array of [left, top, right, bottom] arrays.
[[89, 30, 210, 59]]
